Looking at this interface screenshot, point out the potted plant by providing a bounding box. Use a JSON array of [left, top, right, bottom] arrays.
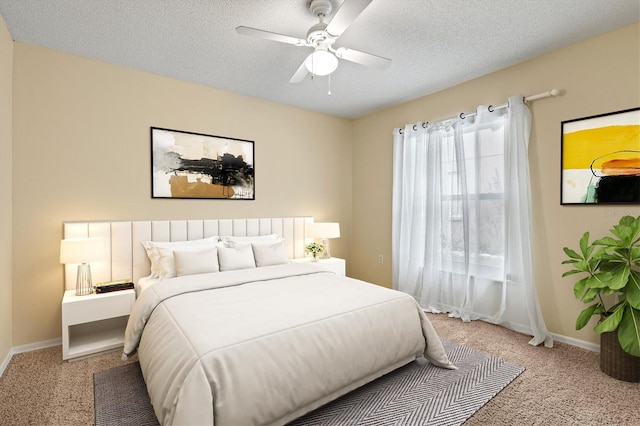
[[305, 242, 325, 261], [562, 215, 640, 381]]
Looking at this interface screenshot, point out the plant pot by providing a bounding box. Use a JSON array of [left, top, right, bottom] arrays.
[[600, 330, 640, 382]]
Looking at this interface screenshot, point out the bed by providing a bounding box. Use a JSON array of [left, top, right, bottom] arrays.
[[63, 217, 455, 425]]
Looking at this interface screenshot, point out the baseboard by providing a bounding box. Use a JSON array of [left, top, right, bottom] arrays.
[[0, 349, 12, 377], [0, 338, 62, 377], [490, 323, 600, 352], [498, 320, 600, 352], [550, 332, 599, 352], [493, 320, 600, 352], [425, 311, 601, 353]]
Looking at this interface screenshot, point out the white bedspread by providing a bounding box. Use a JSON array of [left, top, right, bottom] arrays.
[[123, 263, 455, 426]]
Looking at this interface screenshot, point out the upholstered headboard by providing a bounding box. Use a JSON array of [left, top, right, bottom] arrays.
[[62, 217, 314, 290]]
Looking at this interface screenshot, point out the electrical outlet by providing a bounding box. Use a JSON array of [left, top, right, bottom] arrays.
[[378, 254, 383, 264]]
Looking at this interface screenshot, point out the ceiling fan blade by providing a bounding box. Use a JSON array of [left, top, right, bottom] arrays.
[[335, 47, 391, 69], [325, 0, 373, 37], [235, 26, 307, 46], [289, 59, 309, 83]]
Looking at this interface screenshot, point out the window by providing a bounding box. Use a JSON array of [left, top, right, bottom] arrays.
[[441, 121, 505, 280]]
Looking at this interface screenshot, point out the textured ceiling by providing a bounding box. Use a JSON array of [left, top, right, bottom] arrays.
[[0, 0, 638, 119]]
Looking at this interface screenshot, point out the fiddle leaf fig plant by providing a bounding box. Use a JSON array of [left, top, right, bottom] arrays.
[[562, 215, 640, 357]]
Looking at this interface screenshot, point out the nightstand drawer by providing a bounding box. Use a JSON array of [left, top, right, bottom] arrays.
[[63, 291, 134, 326]]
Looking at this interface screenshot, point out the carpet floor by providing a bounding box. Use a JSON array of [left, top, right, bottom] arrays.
[[0, 313, 638, 425], [93, 340, 523, 426]]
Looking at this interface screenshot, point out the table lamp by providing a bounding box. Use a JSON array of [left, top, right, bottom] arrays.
[[308, 222, 340, 259], [60, 237, 105, 296]]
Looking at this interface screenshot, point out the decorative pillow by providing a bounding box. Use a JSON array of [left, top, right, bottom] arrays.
[[252, 241, 288, 267], [174, 247, 219, 277], [141, 236, 218, 277], [217, 244, 256, 271], [222, 234, 280, 247]]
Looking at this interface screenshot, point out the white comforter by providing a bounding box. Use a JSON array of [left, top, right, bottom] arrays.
[[123, 263, 455, 426]]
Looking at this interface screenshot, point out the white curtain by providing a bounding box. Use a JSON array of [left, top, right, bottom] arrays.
[[392, 95, 552, 347]]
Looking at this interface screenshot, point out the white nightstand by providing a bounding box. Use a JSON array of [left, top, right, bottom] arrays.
[[291, 257, 346, 276], [61, 289, 135, 361]]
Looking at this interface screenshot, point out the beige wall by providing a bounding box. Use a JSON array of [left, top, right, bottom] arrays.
[[11, 43, 352, 345], [0, 14, 13, 363], [5, 22, 639, 350], [350, 23, 640, 346]]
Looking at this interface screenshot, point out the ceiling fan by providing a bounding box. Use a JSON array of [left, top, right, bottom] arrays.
[[236, 0, 391, 83]]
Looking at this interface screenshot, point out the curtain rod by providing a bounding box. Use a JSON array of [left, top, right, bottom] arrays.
[[400, 89, 561, 132], [481, 88, 561, 116]]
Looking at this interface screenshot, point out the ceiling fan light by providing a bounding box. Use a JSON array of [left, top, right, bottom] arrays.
[[305, 50, 338, 76]]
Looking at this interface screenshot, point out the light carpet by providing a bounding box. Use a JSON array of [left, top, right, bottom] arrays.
[[93, 339, 524, 426]]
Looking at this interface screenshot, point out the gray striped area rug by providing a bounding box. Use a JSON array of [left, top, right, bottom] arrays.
[[94, 340, 523, 426], [94, 361, 159, 426]]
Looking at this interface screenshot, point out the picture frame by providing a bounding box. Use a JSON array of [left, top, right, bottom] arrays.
[[151, 127, 255, 200], [560, 107, 640, 205]]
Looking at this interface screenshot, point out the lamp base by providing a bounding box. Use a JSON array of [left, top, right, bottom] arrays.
[[76, 263, 94, 296], [319, 238, 331, 259]]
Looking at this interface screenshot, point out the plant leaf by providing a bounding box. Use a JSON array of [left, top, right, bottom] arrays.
[[617, 305, 640, 357], [562, 268, 583, 276], [573, 277, 588, 299], [619, 215, 635, 227], [626, 270, 640, 310], [572, 260, 590, 272], [599, 259, 625, 272], [594, 236, 622, 247], [591, 246, 612, 260], [581, 286, 600, 303], [595, 305, 624, 333], [606, 265, 630, 290], [611, 217, 639, 246], [608, 300, 625, 312], [611, 219, 634, 244], [576, 304, 600, 330], [563, 247, 582, 260], [579, 232, 591, 257], [586, 272, 613, 289]]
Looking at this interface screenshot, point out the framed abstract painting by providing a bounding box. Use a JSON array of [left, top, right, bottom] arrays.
[[151, 127, 255, 200], [560, 107, 640, 204]]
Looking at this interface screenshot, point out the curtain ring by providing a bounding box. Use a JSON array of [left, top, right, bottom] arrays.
[[399, 128, 404, 134], [459, 112, 466, 119], [422, 122, 428, 128], [488, 105, 494, 112], [412, 124, 417, 131]]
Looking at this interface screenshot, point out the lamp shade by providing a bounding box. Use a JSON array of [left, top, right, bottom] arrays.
[[304, 49, 339, 76], [59, 237, 105, 264], [308, 222, 340, 239]]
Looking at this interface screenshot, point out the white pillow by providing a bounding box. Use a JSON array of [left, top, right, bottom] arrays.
[[174, 247, 220, 277], [217, 244, 256, 271], [222, 234, 280, 247], [141, 237, 218, 277], [252, 241, 288, 267]]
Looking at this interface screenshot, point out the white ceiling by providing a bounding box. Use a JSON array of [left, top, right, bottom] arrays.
[[0, 0, 638, 119]]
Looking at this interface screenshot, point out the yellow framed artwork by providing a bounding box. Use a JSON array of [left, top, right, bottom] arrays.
[[561, 107, 640, 204]]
